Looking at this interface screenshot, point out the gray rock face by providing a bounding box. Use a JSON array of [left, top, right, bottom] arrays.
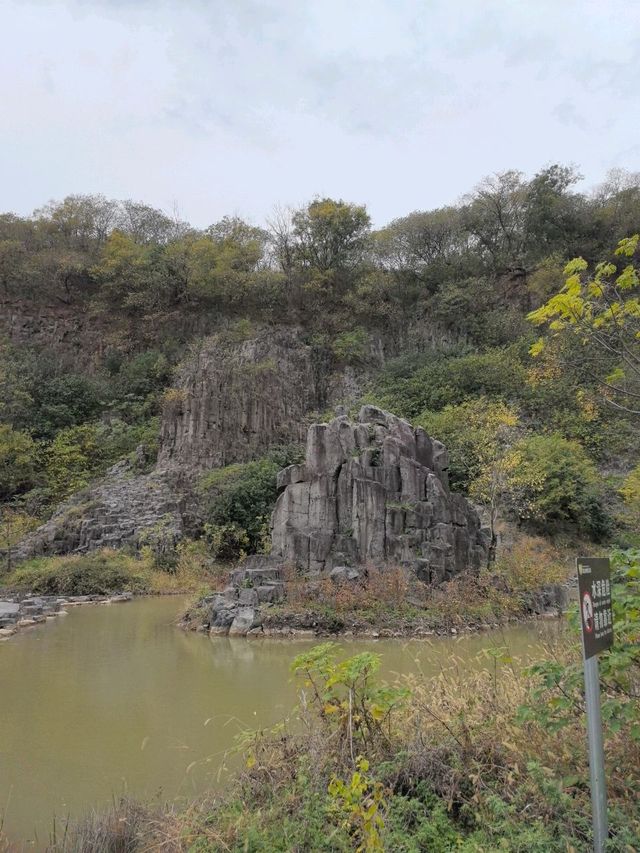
[[158, 327, 329, 473], [270, 406, 489, 581], [8, 459, 183, 563], [9, 326, 373, 564], [0, 602, 20, 617]]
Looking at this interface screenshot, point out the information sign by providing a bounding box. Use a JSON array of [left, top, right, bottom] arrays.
[[577, 557, 614, 660]]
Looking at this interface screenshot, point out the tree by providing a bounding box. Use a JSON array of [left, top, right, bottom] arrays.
[[44, 423, 100, 501], [92, 230, 154, 313], [528, 235, 640, 416], [524, 164, 582, 256], [0, 507, 39, 574], [417, 398, 520, 560], [506, 433, 610, 539], [29, 374, 105, 440], [0, 424, 38, 501], [374, 206, 467, 295], [619, 464, 640, 543], [463, 170, 529, 275], [0, 239, 27, 296], [290, 198, 371, 275], [35, 194, 119, 251], [118, 200, 189, 245]]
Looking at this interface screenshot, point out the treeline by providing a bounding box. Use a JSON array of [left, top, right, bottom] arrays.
[[1, 165, 639, 337], [1, 164, 640, 549]]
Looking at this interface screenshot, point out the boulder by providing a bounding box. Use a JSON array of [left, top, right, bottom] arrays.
[[229, 607, 260, 636], [330, 566, 361, 582], [0, 602, 20, 619]]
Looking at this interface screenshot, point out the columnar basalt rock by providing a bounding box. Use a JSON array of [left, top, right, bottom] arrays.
[[190, 407, 490, 637], [10, 326, 359, 563], [270, 406, 489, 582], [7, 459, 183, 563], [158, 327, 333, 473]]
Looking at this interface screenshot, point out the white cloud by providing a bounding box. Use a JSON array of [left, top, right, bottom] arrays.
[[1, 0, 639, 226]]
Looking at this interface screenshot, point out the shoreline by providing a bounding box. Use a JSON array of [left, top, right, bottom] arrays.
[[183, 603, 567, 641], [0, 587, 568, 644], [0, 591, 135, 640]]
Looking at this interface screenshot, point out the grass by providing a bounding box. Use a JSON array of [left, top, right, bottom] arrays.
[[0, 542, 225, 597], [259, 535, 572, 636]]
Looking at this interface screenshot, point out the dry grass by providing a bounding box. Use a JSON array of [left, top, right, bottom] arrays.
[[44, 797, 199, 853], [283, 563, 417, 614]]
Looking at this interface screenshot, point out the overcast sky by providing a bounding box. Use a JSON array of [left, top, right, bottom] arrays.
[[1, 0, 639, 228]]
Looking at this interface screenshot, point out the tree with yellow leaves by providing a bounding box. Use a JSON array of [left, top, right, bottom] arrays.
[[528, 235, 640, 416]]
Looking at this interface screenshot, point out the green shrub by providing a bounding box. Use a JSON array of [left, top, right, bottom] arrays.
[[3, 551, 150, 595], [0, 423, 39, 501], [29, 373, 107, 440], [521, 548, 640, 746], [508, 432, 612, 539], [370, 346, 528, 419], [198, 446, 304, 560], [331, 327, 371, 365]]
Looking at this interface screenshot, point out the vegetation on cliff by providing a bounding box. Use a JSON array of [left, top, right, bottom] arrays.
[[1, 165, 639, 566]]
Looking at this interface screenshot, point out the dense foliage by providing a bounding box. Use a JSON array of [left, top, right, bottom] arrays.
[[198, 446, 305, 560], [1, 165, 639, 553]]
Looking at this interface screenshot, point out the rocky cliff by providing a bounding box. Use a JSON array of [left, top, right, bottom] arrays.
[[9, 459, 184, 562], [270, 405, 489, 581], [158, 327, 328, 472], [9, 326, 369, 561]]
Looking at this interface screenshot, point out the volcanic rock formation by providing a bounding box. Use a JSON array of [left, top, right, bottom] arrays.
[[270, 405, 489, 582]]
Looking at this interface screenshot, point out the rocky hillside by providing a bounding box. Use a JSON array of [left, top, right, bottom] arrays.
[[7, 326, 373, 561], [157, 326, 368, 473], [2, 173, 639, 575]]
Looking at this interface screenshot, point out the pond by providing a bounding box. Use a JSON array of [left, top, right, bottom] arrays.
[[0, 595, 564, 848]]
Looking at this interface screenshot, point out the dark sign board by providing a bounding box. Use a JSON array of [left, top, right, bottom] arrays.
[[577, 557, 614, 660]]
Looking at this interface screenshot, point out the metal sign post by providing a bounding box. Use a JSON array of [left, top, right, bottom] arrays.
[[577, 557, 614, 853]]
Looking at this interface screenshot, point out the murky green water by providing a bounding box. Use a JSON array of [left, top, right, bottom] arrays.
[[0, 596, 564, 848]]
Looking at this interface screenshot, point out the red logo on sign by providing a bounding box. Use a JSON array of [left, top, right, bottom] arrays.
[[582, 591, 594, 634]]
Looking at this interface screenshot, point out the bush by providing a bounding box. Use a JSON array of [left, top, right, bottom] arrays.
[[198, 446, 304, 560], [0, 424, 39, 501], [331, 327, 371, 365], [3, 551, 150, 595], [508, 432, 611, 539], [43, 423, 101, 501], [370, 346, 528, 420], [417, 397, 520, 491], [41, 417, 159, 504], [29, 373, 106, 440], [493, 534, 568, 593], [521, 549, 640, 774]]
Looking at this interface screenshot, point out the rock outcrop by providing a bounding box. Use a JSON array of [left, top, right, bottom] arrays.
[[188, 557, 286, 637], [10, 326, 367, 563], [270, 405, 489, 582], [8, 459, 183, 562], [189, 407, 490, 636], [158, 326, 358, 473]]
